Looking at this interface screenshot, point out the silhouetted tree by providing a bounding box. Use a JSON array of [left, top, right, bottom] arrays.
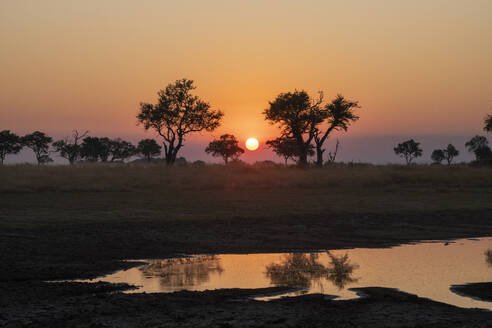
[[264, 90, 323, 166], [80, 137, 111, 162], [266, 136, 314, 165], [466, 135, 492, 162], [394, 139, 422, 164], [22, 131, 53, 165], [205, 134, 244, 164], [0, 130, 23, 165], [443, 144, 459, 165], [325, 252, 359, 290], [485, 113, 492, 133], [431, 149, 445, 164], [313, 95, 360, 166], [137, 139, 161, 162], [137, 79, 223, 165], [109, 139, 136, 162], [52, 130, 88, 165]]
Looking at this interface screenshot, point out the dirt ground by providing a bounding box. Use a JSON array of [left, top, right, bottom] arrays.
[[2, 165, 492, 327]]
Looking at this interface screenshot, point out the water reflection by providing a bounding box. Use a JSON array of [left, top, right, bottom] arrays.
[[485, 249, 492, 267], [139, 255, 223, 287], [326, 251, 359, 290], [265, 252, 358, 290]]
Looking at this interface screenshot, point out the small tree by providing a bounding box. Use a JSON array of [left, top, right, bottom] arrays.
[[137, 79, 223, 165], [109, 139, 136, 162], [205, 134, 244, 164], [137, 139, 161, 162], [394, 139, 422, 165], [431, 149, 445, 164], [266, 136, 314, 165], [326, 139, 340, 165], [466, 135, 492, 162], [22, 131, 53, 165], [0, 130, 23, 164], [443, 144, 459, 165], [80, 137, 111, 162], [52, 130, 88, 165], [484, 113, 492, 133], [313, 94, 360, 166]]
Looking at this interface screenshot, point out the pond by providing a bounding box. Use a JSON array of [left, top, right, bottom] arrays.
[[79, 238, 492, 310]]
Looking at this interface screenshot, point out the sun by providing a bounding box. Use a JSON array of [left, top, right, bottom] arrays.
[[245, 137, 259, 151]]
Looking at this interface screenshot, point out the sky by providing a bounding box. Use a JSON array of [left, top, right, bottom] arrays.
[[1, 1, 491, 164]]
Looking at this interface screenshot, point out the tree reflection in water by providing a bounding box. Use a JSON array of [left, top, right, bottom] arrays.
[[485, 249, 492, 267], [265, 252, 358, 291], [139, 255, 223, 288], [326, 251, 359, 290]]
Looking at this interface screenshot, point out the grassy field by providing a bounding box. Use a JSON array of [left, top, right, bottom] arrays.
[[1, 163, 492, 282]]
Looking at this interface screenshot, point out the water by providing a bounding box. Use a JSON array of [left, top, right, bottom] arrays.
[[79, 238, 492, 310]]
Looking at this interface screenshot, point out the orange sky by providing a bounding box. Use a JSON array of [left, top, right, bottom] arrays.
[[1, 1, 491, 159]]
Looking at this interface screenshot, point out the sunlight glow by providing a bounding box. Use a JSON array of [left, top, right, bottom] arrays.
[[245, 138, 259, 151]]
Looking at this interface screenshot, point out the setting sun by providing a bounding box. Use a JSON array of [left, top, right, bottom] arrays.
[[245, 138, 259, 151]]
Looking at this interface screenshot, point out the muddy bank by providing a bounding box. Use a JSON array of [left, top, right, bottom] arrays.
[[2, 282, 492, 328], [3, 209, 492, 282], [452, 282, 492, 302]]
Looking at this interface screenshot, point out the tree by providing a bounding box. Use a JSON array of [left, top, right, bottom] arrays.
[[52, 130, 88, 165], [431, 149, 445, 164], [22, 131, 53, 165], [205, 134, 244, 164], [108, 139, 136, 162], [485, 113, 492, 133], [313, 94, 360, 166], [443, 144, 459, 165], [137, 139, 162, 162], [137, 79, 223, 165], [465, 135, 492, 162], [264, 90, 323, 166], [0, 130, 23, 165], [394, 139, 422, 164], [266, 136, 314, 165], [80, 137, 111, 162]]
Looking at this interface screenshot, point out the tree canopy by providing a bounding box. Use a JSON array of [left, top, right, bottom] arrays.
[[137, 139, 162, 162], [0, 130, 23, 165], [137, 79, 223, 165], [22, 131, 53, 165], [313, 94, 359, 166], [205, 134, 244, 164], [485, 113, 492, 133], [394, 139, 422, 164], [52, 130, 88, 164], [264, 90, 322, 166]]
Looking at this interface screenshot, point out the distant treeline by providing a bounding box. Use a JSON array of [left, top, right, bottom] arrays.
[[1, 79, 491, 166]]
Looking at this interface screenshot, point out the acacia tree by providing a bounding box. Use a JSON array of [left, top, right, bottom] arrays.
[[205, 134, 244, 164], [266, 136, 314, 165], [137, 139, 161, 162], [0, 130, 23, 164], [313, 94, 360, 166], [264, 90, 323, 166], [431, 149, 445, 164], [109, 139, 136, 162], [22, 131, 53, 165], [52, 130, 88, 164], [443, 144, 459, 165], [80, 137, 111, 162], [394, 139, 422, 165], [465, 135, 492, 162], [137, 79, 223, 165]]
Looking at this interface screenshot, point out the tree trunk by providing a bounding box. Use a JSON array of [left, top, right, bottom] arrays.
[[315, 144, 324, 167]]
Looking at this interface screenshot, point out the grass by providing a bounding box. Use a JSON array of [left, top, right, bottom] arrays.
[[2, 163, 492, 282]]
